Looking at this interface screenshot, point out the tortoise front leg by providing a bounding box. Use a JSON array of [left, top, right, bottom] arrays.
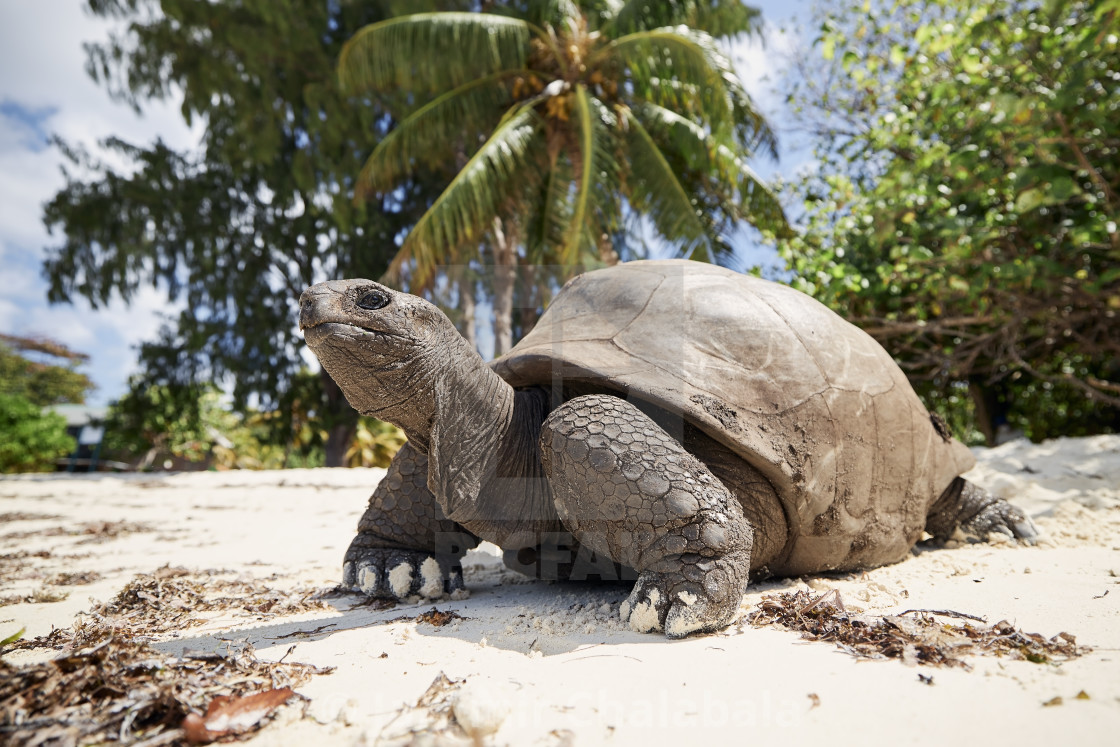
[[540, 395, 753, 638], [344, 441, 478, 600]]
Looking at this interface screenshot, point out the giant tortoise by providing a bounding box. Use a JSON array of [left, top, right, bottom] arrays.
[[299, 259, 1035, 637]]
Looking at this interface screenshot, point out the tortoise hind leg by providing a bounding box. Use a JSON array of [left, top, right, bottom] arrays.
[[344, 442, 478, 599], [925, 477, 1038, 544], [540, 394, 753, 638]]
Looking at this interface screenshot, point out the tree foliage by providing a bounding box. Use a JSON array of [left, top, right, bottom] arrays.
[[0, 334, 90, 473], [0, 334, 94, 406], [103, 368, 405, 470], [345, 417, 408, 468], [0, 393, 76, 473], [781, 0, 1120, 442], [103, 380, 220, 468], [42, 0, 455, 464], [338, 0, 789, 288]]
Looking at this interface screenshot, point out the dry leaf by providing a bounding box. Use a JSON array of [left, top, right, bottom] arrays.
[[416, 608, 465, 627], [183, 687, 296, 743]]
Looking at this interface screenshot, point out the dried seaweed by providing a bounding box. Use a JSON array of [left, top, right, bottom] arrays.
[[46, 571, 102, 587], [9, 567, 332, 652], [0, 521, 153, 545], [0, 512, 60, 523], [74, 521, 156, 545], [95, 566, 328, 623], [0, 550, 53, 584], [1, 550, 52, 561], [0, 588, 69, 608], [0, 635, 328, 746], [748, 589, 1088, 668], [376, 672, 467, 746]]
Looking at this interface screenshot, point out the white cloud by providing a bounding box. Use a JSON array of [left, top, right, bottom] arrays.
[[0, 143, 68, 250], [0, 0, 199, 405]]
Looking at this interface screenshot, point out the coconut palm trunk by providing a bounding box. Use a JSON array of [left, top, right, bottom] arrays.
[[457, 273, 477, 352], [491, 216, 517, 357]]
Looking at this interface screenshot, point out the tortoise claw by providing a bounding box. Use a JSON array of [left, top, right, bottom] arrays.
[[343, 548, 465, 601]]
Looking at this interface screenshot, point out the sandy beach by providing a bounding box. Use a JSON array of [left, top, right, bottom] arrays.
[[2, 434, 1119, 745]]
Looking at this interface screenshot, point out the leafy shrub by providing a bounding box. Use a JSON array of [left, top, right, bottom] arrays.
[[0, 392, 76, 473]]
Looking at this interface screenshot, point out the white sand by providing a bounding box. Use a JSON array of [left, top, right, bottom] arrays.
[[2, 435, 1118, 745]]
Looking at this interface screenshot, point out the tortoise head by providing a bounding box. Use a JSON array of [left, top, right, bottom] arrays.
[[299, 279, 464, 436]]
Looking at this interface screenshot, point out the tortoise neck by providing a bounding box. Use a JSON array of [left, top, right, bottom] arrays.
[[423, 336, 516, 514], [424, 348, 560, 544], [435, 350, 517, 450]]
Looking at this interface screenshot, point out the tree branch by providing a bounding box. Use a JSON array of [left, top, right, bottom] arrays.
[[1007, 344, 1120, 409]]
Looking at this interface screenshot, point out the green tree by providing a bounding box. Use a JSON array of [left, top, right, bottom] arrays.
[[0, 393, 76, 473], [339, 0, 789, 353], [103, 380, 222, 469], [103, 378, 294, 470], [0, 334, 94, 406], [780, 0, 1120, 443], [0, 334, 91, 473], [42, 0, 461, 465]]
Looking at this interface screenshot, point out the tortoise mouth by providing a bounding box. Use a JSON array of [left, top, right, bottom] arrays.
[[303, 321, 362, 343], [303, 321, 400, 344]]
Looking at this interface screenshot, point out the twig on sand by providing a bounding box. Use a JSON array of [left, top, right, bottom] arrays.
[[271, 623, 338, 639], [898, 608, 987, 623], [563, 653, 643, 663]]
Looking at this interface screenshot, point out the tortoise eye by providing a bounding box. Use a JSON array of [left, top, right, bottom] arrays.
[[357, 290, 390, 310]]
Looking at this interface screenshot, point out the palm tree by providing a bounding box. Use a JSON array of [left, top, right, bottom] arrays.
[[339, 0, 788, 354]]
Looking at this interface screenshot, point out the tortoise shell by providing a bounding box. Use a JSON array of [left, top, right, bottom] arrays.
[[493, 260, 974, 573]]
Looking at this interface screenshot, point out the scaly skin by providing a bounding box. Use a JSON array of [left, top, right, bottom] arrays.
[[925, 477, 1038, 543], [540, 395, 753, 637], [342, 442, 478, 599]]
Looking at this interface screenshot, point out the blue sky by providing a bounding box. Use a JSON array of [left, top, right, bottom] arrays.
[[0, 0, 809, 406], [0, 0, 200, 405]]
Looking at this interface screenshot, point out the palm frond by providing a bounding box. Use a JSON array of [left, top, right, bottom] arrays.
[[553, 87, 624, 266], [635, 101, 788, 236], [389, 106, 544, 284], [595, 27, 732, 129], [356, 72, 527, 198], [503, 0, 582, 28], [339, 13, 531, 97], [622, 109, 728, 263], [582, 0, 626, 28], [585, 96, 625, 261], [716, 53, 779, 159], [525, 150, 574, 262], [715, 145, 789, 235], [608, 0, 762, 39], [559, 84, 597, 266], [598, 26, 776, 157], [634, 101, 722, 171]]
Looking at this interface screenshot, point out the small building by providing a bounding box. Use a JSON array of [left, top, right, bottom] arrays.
[[46, 404, 127, 472]]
